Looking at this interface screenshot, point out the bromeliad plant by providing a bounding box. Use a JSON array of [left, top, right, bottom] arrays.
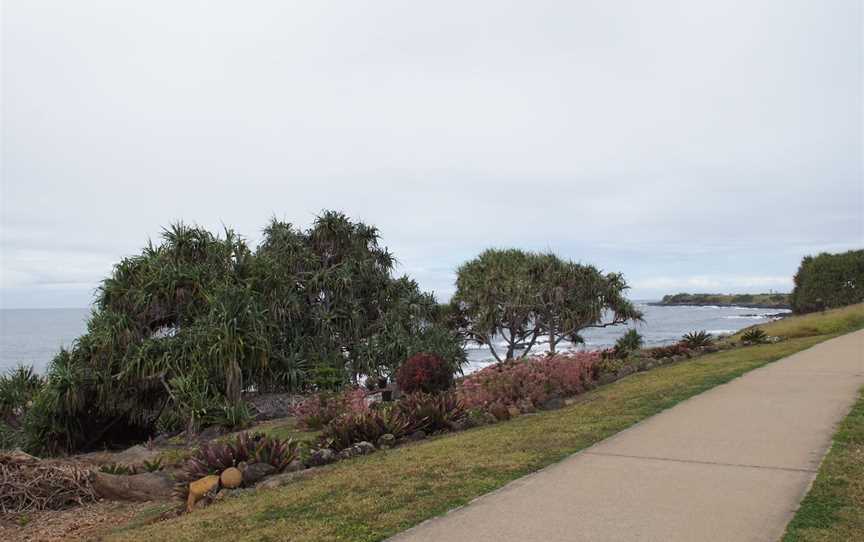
[[183, 432, 298, 480], [613, 329, 643, 358], [320, 406, 415, 451], [741, 328, 768, 345], [681, 330, 714, 348], [291, 388, 368, 430], [395, 392, 466, 434], [645, 343, 690, 360]]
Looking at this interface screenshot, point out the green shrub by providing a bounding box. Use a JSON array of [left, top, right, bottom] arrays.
[[209, 401, 254, 430], [141, 458, 164, 472], [614, 329, 643, 357], [791, 250, 864, 314], [681, 331, 714, 348], [0, 422, 24, 450], [100, 463, 135, 475], [27, 212, 465, 454], [0, 364, 42, 427], [741, 328, 768, 344]]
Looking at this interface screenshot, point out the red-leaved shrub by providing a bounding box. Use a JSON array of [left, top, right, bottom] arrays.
[[291, 388, 368, 430], [645, 343, 690, 360], [319, 391, 467, 451], [396, 353, 453, 394], [457, 352, 600, 409]]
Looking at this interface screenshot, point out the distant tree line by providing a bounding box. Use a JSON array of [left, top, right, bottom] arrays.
[[659, 292, 789, 307], [791, 249, 864, 314]]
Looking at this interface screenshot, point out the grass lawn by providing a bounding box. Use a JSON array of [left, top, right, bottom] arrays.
[[782, 389, 864, 541], [107, 305, 864, 542]]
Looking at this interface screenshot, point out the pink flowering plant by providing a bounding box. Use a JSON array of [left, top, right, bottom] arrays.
[[290, 388, 368, 430], [457, 352, 600, 409]]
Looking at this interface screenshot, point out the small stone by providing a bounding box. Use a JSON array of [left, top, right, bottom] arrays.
[[198, 425, 224, 441], [305, 448, 335, 467], [285, 459, 304, 472], [409, 430, 427, 441], [255, 469, 314, 490], [338, 448, 356, 461], [449, 419, 468, 432], [507, 406, 521, 418], [540, 397, 564, 411], [241, 462, 277, 485], [355, 441, 375, 455], [5, 450, 38, 464], [517, 400, 536, 414], [488, 403, 510, 421], [187, 475, 220, 513], [377, 434, 396, 449], [598, 373, 617, 385], [220, 467, 242, 489]]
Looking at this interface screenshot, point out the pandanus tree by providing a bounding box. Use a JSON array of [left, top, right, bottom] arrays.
[[531, 254, 642, 354], [24, 212, 464, 453], [452, 249, 540, 361], [453, 249, 642, 360]]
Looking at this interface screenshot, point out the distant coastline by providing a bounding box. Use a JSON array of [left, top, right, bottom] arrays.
[[647, 301, 791, 311], [650, 292, 791, 310]]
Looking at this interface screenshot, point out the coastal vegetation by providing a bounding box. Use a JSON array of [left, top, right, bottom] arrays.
[[101, 304, 864, 542], [791, 249, 864, 314], [4, 212, 465, 454], [681, 330, 714, 348], [453, 249, 641, 360], [1, 213, 646, 456], [656, 292, 790, 308]]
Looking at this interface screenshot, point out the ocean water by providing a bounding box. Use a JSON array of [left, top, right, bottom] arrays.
[[462, 302, 789, 373], [0, 303, 788, 375], [0, 308, 91, 373]]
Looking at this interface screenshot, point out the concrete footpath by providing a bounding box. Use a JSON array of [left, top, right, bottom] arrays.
[[390, 330, 864, 542]]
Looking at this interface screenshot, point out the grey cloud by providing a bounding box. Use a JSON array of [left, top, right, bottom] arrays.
[[1, 0, 861, 307]]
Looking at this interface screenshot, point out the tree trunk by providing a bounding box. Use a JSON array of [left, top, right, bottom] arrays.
[[549, 331, 557, 355], [91, 471, 174, 502], [226, 360, 242, 403]]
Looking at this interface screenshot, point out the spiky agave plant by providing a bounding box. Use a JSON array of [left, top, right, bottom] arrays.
[[0, 364, 42, 425], [614, 329, 643, 357], [681, 330, 714, 348], [741, 328, 768, 344], [249, 433, 299, 471], [395, 392, 467, 434], [320, 406, 414, 451]]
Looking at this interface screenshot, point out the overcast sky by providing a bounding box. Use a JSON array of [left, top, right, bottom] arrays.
[[1, 0, 861, 309]]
